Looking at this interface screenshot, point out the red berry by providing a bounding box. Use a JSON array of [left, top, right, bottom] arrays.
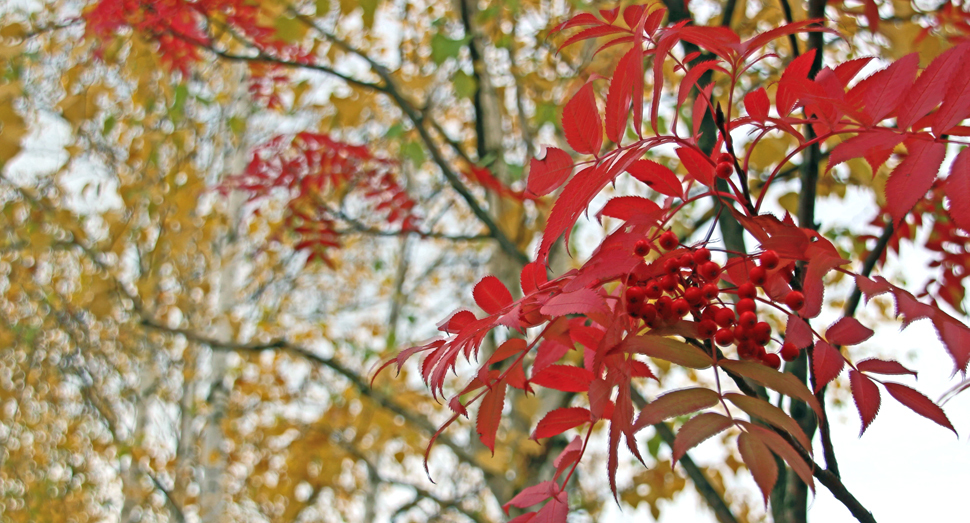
[[785, 290, 805, 311], [717, 152, 733, 164], [656, 296, 672, 315], [698, 319, 718, 338], [684, 286, 704, 306], [699, 261, 721, 281], [736, 298, 756, 314], [644, 280, 663, 299], [664, 257, 681, 275], [672, 298, 690, 317], [780, 341, 800, 361], [641, 304, 658, 323], [737, 282, 757, 300], [693, 247, 712, 264], [701, 305, 719, 322], [634, 239, 650, 256], [739, 311, 757, 330], [737, 340, 758, 360], [660, 274, 679, 293], [749, 266, 768, 287], [752, 322, 772, 345], [714, 307, 736, 328], [626, 286, 645, 305], [658, 231, 678, 250], [760, 250, 780, 270], [734, 324, 751, 342], [679, 253, 695, 269], [714, 328, 734, 346], [715, 161, 733, 179], [701, 283, 719, 301], [762, 352, 782, 369]]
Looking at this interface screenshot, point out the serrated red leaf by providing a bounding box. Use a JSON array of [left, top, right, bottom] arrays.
[[633, 387, 720, 431], [534, 491, 569, 523], [856, 358, 917, 377], [740, 422, 815, 492], [932, 53, 970, 136], [944, 147, 970, 232], [676, 146, 715, 187], [813, 340, 845, 392], [508, 513, 537, 523], [861, 53, 919, 124], [626, 159, 684, 198], [833, 57, 874, 87], [539, 287, 607, 317], [534, 339, 570, 374], [827, 129, 906, 174], [677, 60, 724, 113], [527, 147, 574, 197], [897, 43, 969, 130], [849, 370, 881, 435], [477, 380, 508, 453], [520, 261, 549, 295], [883, 382, 957, 435], [609, 379, 639, 498], [597, 195, 661, 222], [605, 48, 637, 144], [673, 412, 733, 464], [724, 393, 812, 452], [885, 138, 946, 226], [785, 315, 814, 349], [557, 25, 627, 52], [504, 480, 556, 513], [531, 365, 595, 392], [737, 431, 778, 505], [562, 83, 602, 155], [438, 309, 477, 334], [777, 49, 816, 116], [533, 407, 591, 439], [719, 360, 824, 419], [745, 87, 770, 123], [619, 335, 713, 369], [826, 317, 874, 346], [934, 316, 970, 374], [473, 275, 513, 315], [489, 338, 527, 365]]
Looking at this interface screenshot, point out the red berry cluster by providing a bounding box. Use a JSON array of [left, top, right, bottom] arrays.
[[626, 240, 809, 369], [715, 152, 733, 179]]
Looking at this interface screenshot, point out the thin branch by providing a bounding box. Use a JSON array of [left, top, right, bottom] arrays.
[[844, 222, 894, 317]]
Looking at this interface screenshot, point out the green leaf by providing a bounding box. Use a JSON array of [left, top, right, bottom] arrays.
[[402, 140, 425, 166], [274, 16, 305, 43], [431, 33, 470, 65], [315, 0, 330, 16], [385, 123, 405, 139], [453, 70, 478, 99]]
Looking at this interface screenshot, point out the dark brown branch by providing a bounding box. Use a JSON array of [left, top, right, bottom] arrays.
[[844, 222, 894, 317]]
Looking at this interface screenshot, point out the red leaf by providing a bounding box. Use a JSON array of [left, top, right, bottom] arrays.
[[861, 0, 880, 31], [539, 288, 607, 317], [719, 360, 824, 419], [813, 340, 845, 392], [562, 83, 602, 155], [861, 53, 919, 124], [597, 195, 661, 222], [897, 43, 969, 130], [885, 138, 946, 226], [827, 129, 906, 174], [740, 422, 815, 492], [932, 53, 970, 136], [633, 387, 720, 431], [605, 49, 637, 144], [785, 315, 814, 349], [849, 370, 881, 435], [626, 159, 684, 198], [531, 365, 594, 392], [520, 261, 549, 295], [438, 309, 477, 334], [534, 491, 569, 523], [737, 431, 778, 505], [477, 380, 508, 453], [833, 57, 874, 86], [619, 336, 713, 369], [676, 146, 715, 187], [724, 393, 812, 452], [944, 147, 970, 232], [883, 382, 957, 435], [677, 60, 724, 113], [533, 407, 591, 439], [557, 25, 627, 52], [856, 358, 917, 377], [826, 317, 874, 346], [745, 87, 770, 123], [527, 147, 574, 197], [673, 412, 733, 464], [934, 316, 970, 374], [777, 49, 816, 116], [473, 275, 513, 315], [489, 338, 528, 365], [504, 480, 556, 512]]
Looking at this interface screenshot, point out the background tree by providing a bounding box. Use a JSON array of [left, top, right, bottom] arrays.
[[0, 1, 969, 523]]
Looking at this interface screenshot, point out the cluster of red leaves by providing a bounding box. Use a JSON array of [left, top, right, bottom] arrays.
[[221, 132, 418, 266], [384, 4, 970, 520]]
